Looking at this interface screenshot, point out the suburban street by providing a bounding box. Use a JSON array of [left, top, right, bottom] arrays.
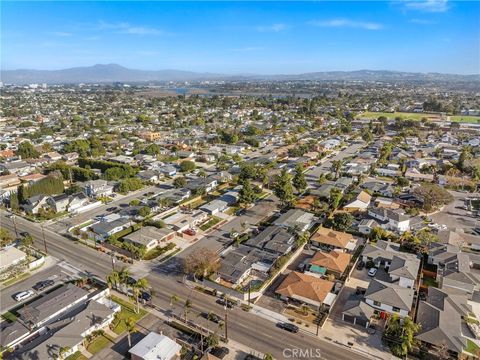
[[305, 140, 365, 184], [0, 210, 372, 360]]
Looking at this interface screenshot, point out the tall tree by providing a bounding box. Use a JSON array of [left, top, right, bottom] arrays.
[[239, 179, 256, 206], [273, 169, 296, 208], [293, 163, 307, 193]]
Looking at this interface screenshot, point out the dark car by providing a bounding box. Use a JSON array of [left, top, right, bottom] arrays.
[[20, 231, 30, 238], [216, 298, 236, 309], [106, 207, 117, 212], [209, 347, 229, 359], [140, 291, 152, 303], [32, 279, 54, 291], [278, 322, 299, 333], [206, 312, 222, 323], [356, 261, 365, 270]]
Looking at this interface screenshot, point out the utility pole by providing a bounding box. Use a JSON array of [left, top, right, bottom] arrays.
[[224, 306, 228, 341], [41, 224, 48, 254], [111, 254, 115, 271], [12, 215, 19, 238]]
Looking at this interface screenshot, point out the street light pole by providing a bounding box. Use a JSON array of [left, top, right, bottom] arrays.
[[12, 215, 19, 238], [224, 305, 228, 341], [41, 224, 48, 254]]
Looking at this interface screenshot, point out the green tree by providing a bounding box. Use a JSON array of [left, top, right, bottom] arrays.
[[180, 160, 196, 173], [331, 160, 343, 179], [173, 177, 187, 188], [239, 179, 256, 206], [138, 206, 151, 218], [331, 212, 354, 231], [293, 163, 307, 193], [17, 141, 39, 159], [329, 187, 343, 210], [385, 315, 420, 357], [412, 183, 454, 212], [273, 169, 296, 208], [124, 317, 137, 348], [0, 228, 14, 247]]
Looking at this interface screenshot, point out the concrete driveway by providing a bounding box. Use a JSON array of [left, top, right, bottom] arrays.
[[430, 190, 479, 231]]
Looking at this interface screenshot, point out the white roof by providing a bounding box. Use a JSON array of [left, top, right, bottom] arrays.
[[128, 332, 181, 360], [0, 246, 27, 268], [323, 292, 337, 306]]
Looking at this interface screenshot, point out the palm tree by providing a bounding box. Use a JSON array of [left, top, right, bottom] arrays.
[[106, 270, 120, 291], [118, 267, 131, 293], [184, 299, 192, 321], [132, 277, 149, 314], [125, 317, 137, 348]]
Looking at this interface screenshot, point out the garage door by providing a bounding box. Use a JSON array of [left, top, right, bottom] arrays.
[[356, 318, 368, 328], [343, 314, 355, 324]]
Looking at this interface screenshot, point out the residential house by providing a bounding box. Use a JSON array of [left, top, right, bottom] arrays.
[[306, 251, 352, 279], [362, 240, 420, 289], [310, 227, 356, 252], [343, 191, 372, 212], [273, 209, 315, 232], [129, 332, 182, 360], [364, 279, 414, 317], [22, 194, 49, 214], [245, 226, 295, 255], [276, 271, 335, 309], [368, 207, 411, 233], [358, 219, 379, 235], [216, 245, 277, 287], [416, 287, 474, 357], [89, 218, 131, 241], [163, 210, 208, 232], [123, 226, 175, 252], [0, 247, 27, 273], [46, 193, 70, 213], [84, 179, 114, 198]]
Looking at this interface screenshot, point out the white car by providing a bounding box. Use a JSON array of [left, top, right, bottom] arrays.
[[368, 268, 378, 277], [14, 290, 35, 302]]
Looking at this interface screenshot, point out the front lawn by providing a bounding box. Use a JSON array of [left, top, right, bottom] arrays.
[[466, 339, 480, 354], [110, 295, 147, 335], [65, 351, 88, 360], [86, 333, 115, 354], [200, 216, 222, 231], [143, 242, 176, 260]]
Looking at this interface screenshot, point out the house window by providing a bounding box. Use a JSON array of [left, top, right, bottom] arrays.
[[373, 301, 381, 307], [392, 307, 400, 312]]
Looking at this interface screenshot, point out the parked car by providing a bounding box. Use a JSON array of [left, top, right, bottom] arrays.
[[106, 207, 117, 212], [14, 290, 35, 302], [278, 322, 299, 333], [209, 347, 229, 359], [32, 279, 54, 291], [140, 291, 152, 303], [356, 261, 365, 270], [182, 228, 196, 236], [216, 298, 236, 309], [6, 213, 15, 219], [368, 268, 378, 277], [19, 231, 30, 238]]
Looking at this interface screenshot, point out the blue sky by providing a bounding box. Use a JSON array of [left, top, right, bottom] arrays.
[[2, 1, 479, 74]]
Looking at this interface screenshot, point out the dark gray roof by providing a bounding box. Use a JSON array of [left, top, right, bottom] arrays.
[[245, 225, 294, 255], [365, 279, 414, 311], [342, 296, 375, 320], [416, 287, 470, 354]]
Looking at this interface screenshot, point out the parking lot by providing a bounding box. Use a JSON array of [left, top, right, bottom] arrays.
[[0, 263, 78, 313]]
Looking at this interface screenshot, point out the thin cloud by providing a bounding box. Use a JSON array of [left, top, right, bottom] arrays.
[[308, 19, 383, 30], [96, 21, 163, 35], [256, 24, 288, 32], [399, 0, 449, 13]]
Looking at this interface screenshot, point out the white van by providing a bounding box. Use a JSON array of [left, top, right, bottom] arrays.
[[14, 290, 34, 302]]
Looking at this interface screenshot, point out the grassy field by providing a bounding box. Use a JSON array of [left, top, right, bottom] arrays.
[[200, 216, 222, 231], [86, 333, 115, 354], [357, 111, 480, 123], [466, 339, 480, 354], [110, 295, 147, 335]]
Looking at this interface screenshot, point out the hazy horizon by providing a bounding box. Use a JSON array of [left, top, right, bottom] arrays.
[[2, 1, 479, 75]]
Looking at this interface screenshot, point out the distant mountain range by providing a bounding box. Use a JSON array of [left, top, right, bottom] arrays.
[[1, 63, 479, 84]]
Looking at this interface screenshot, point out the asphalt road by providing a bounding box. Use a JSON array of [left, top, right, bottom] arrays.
[[0, 210, 371, 360], [306, 140, 366, 183], [430, 190, 480, 231]]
